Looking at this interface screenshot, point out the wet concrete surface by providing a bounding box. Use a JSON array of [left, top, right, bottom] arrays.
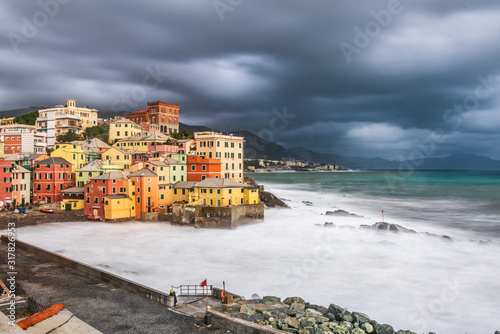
[[0, 244, 228, 334]]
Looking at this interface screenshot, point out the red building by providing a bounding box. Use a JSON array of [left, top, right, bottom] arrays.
[[0, 160, 13, 207], [84, 171, 130, 219], [2, 133, 22, 154], [33, 157, 75, 204], [124, 101, 179, 134], [186, 155, 222, 182]]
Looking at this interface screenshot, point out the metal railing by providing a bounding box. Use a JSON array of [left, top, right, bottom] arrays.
[[178, 284, 213, 296]]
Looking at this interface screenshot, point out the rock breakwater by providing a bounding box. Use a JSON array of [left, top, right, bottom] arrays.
[[221, 295, 429, 334]]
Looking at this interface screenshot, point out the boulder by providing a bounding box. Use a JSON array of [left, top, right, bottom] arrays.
[[290, 302, 306, 312], [352, 311, 371, 325], [361, 322, 374, 333], [338, 321, 354, 331], [285, 316, 300, 329], [263, 296, 281, 303], [284, 296, 306, 305], [352, 328, 366, 334], [305, 308, 324, 318], [327, 303, 346, 321], [373, 323, 395, 334], [342, 313, 353, 322], [325, 312, 336, 321], [328, 323, 349, 334], [240, 304, 256, 315], [395, 331, 416, 334], [324, 222, 336, 227]]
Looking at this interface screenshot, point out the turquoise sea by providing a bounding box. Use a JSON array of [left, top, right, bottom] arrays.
[[250, 170, 500, 238]]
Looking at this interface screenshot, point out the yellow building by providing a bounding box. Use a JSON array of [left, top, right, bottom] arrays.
[[102, 146, 132, 170], [114, 131, 174, 152], [0, 141, 3, 158], [192, 132, 245, 183], [60, 187, 85, 211], [173, 178, 259, 207], [108, 117, 143, 144], [51, 143, 86, 169], [104, 192, 136, 220]]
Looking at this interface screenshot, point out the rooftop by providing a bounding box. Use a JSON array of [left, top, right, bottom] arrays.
[[128, 167, 157, 177], [91, 171, 130, 180]]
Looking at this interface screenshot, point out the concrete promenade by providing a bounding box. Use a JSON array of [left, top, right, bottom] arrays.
[[0, 244, 225, 334]]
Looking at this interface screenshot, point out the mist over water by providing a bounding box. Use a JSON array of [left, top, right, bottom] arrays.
[[9, 171, 500, 334]]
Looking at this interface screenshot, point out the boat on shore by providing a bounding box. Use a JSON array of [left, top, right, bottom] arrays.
[[40, 208, 54, 214]]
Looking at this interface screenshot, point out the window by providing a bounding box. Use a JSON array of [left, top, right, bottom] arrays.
[[147, 187, 151, 193], [112, 187, 116, 194], [229, 189, 232, 194], [36, 184, 41, 191], [191, 165, 196, 171], [209, 189, 213, 194], [202, 165, 206, 171], [182, 189, 185, 195], [137, 197, 140, 203], [160, 194, 164, 200], [46, 184, 51, 191], [47, 173, 52, 180], [86, 197, 90, 203], [94, 197, 99, 204], [217, 189, 221, 194], [202, 175, 206, 180]]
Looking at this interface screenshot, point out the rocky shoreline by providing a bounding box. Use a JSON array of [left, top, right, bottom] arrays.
[[219, 295, 434, 334]]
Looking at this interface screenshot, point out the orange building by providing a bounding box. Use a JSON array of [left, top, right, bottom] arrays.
[[186, 155, 222, 182], [124, 101, 179, 135], [128, 168, 158, 219]]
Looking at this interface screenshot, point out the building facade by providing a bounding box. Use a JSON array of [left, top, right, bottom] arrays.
[[124, 101, 179, 135], [36, 99, 99, 148], [192, 132, 244, 183], [33, 157, 75, 204], [186, 155, 222, 181], [0, 124, 47, 155], [108, 117, 143, 144]]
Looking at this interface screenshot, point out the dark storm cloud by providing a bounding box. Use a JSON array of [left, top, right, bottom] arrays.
[[1, 0, 500, 159]]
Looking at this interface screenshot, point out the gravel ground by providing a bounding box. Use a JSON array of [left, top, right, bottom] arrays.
[[0, 245, 227, 334]]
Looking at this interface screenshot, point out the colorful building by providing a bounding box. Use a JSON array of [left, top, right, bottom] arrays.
[[84, 171, 134, 220], [114, 131, 175, 152], [0, 124, 47, 155], [165, 157, 186, 183], [192, 132, 245, 183], [11, 164, 31, 206], [102, 146, 132, 170], [60, 186, 85, 211], [187, 155, 222, 181], [0, 160, 13, 208], [76, 160, 124, 187], [71, 138, 111, 163], [128, 168, 158, 219], [172, 178, 259, 207], [33, 157, 75, 204], [124, 101, 179, 135], [108, 117, 143, 144], [51, 143, 86, 170]]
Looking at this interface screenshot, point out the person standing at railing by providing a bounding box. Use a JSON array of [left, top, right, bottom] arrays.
[[170, 289, 177, 306]]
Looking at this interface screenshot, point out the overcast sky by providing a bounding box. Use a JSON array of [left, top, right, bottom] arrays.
[[1, 1, 499, 159]]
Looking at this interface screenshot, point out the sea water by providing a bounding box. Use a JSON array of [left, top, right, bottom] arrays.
[[9, 171, 500, 333]]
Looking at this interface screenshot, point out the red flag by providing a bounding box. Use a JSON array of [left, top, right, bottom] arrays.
[[200, 279, 207, 287]]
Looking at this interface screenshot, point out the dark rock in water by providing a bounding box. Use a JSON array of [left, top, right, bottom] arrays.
[[263, 296, 280, 303], [325, 209, 363, 218], [302, 201, 313, 206], [359, 224, 371, 229], [396, 330, 417, 334], [314, 224, 322, 227], [252, 293, 261, 299], [260, 190, 290, 208], [352, 311, 371, 325], [442, 235, 453, 241], [494, 330, 500, 334], [372, 222, 417, 233], [323, 222, 336, 227]]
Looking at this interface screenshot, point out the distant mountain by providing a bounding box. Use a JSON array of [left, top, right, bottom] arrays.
[[233, 130, 301, 160], [415, 153, 500, 170], [0, 106, 43, 118], [179, 123, 212, 133]]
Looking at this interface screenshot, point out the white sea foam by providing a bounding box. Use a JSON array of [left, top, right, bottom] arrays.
[[8, 184, 500, 334]]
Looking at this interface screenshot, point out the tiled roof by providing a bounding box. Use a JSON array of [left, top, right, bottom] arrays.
[[173, 181, 197, 189], [91, 171, 130, 180], [61, 187, 84, 194], [106, 194, 130, 199], [12, 164, 31, 173], [196, 178, 247, 188], [38, 157, 72, 165], [77, 160, 103, 171], [128, 167, 157, 177]]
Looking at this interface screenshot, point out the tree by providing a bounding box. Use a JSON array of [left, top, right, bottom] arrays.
[[83, 125, 109, 143], [56, 132, 83, 143], [171, 129, 193, 140], [14, 111, 39, 125]]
